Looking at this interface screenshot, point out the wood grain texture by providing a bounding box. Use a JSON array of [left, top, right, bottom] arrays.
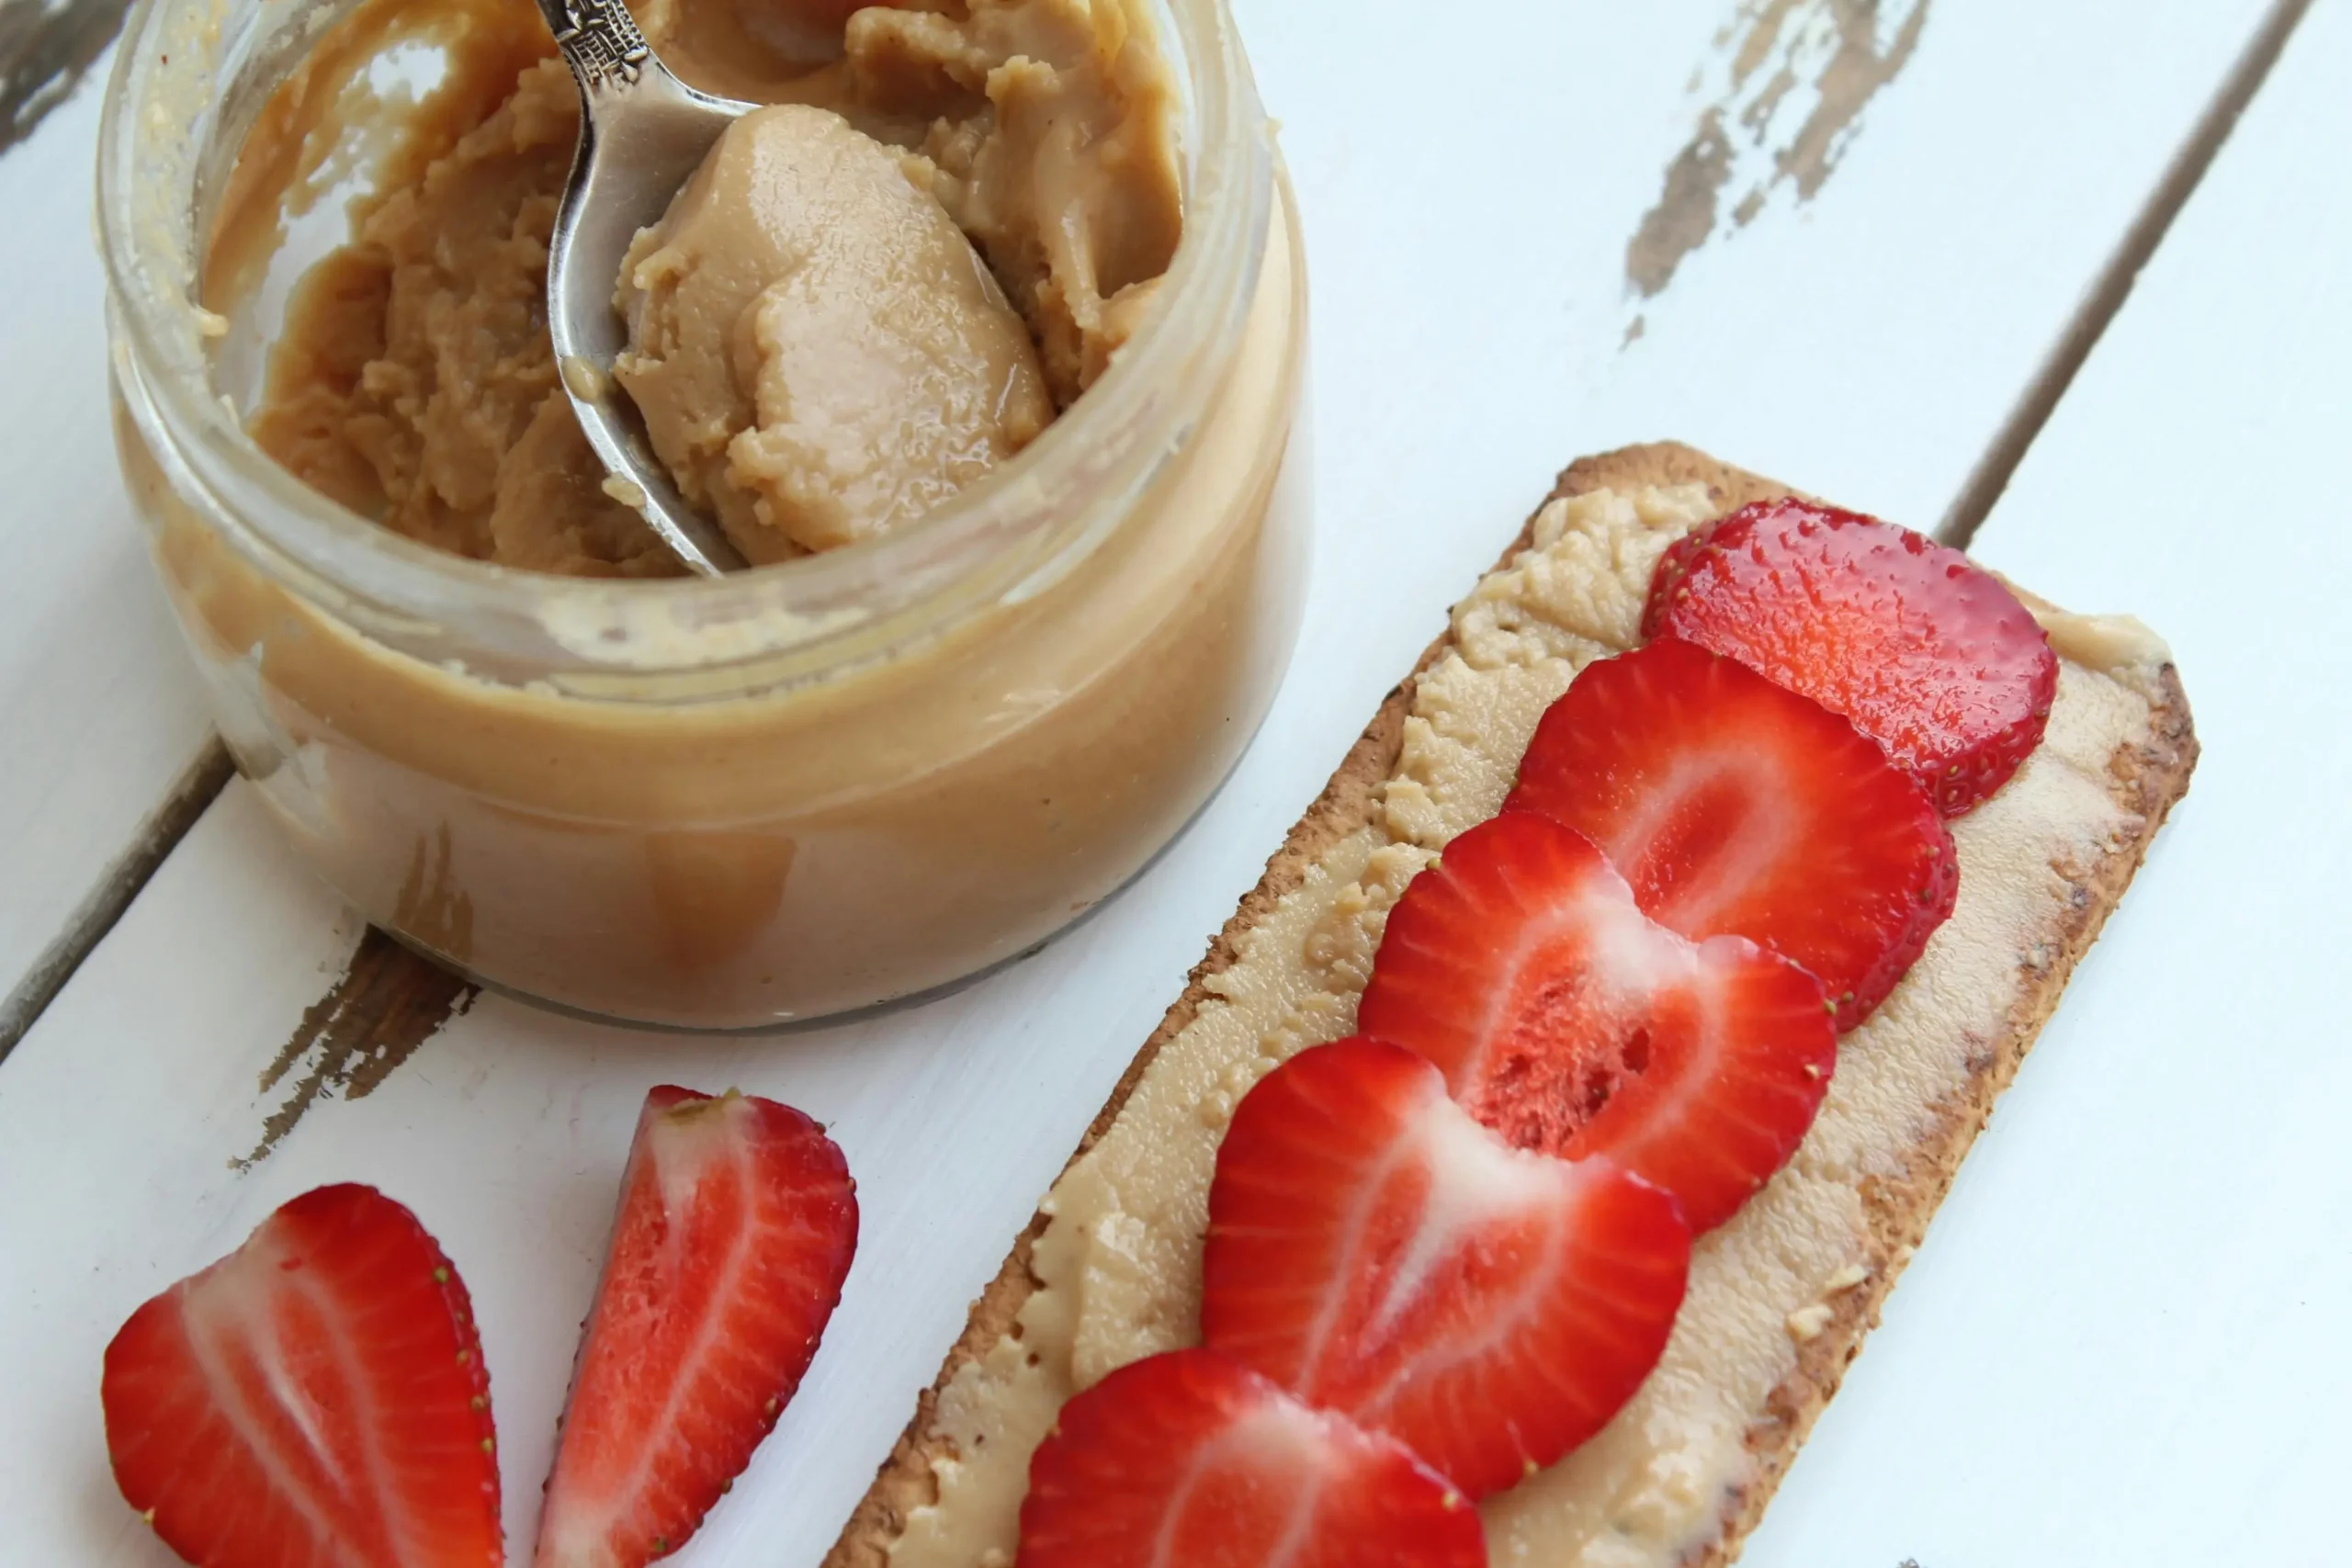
[[0, 0, 2279, 1047], [823, 443, 2196, 1568], [0, 4, 2292, 1564], [0, 72, 219, 1039], [0, 739, 230, 1062], [1625, 0, 1931, 299], [1748, 4, 2346, 1560], [235, 929, 476, 1169], [0, 0, 133, 154], [1934, 0, 2316, 547]]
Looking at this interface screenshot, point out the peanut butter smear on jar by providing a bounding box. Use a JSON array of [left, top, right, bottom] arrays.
[[222, 0, 1184, 576]]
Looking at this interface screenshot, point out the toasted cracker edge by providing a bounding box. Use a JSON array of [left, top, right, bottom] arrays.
[[1692, 666, 2198, 1565], [822, 441, 2197, 1567]]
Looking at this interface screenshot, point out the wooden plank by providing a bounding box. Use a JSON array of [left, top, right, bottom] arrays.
[[0, 0, 2289, 1049], [1740, 2, 2350, 1562], [0, 0, 2291, 1561], [0, 57, 220, 1053]]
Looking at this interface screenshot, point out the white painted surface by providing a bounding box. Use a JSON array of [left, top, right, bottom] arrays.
[[0, 0, 2307, 1562], [1746, 3, 2352, 1562], [0, 68, 218, 1026], [0, 0, 2282, 1026]]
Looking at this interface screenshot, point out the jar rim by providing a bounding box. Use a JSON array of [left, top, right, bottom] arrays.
[[98, 0, 1274, 687]]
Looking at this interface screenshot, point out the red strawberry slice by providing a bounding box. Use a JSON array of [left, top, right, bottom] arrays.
[[1506, 638, 1957, 1025], [1359, 812, 1836, 1234], [1202, 1038, 1690, 1497], [101, 1183, 503, 1568], [1645, 498, 2058, 816], [534, 1088, 856, 1568], [1018, 1348, 1487, 1568]]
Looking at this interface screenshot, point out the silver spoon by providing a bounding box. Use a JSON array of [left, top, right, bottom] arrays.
[[535, 0, 753, 575]]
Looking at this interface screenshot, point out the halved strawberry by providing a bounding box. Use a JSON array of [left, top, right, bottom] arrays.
[[1018, 1348, 1487, 1568], [1358, 812, 1836, 1234], [1645, 498, 2058, 816], [1202, 1038, 1690, 1497], [534, 1088, 856, 1568], [101, 1183, 502, 1568], [1506, 638, 1957, 1025]]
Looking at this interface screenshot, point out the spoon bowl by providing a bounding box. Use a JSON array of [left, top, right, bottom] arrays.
[[536, 0, 753, 575]]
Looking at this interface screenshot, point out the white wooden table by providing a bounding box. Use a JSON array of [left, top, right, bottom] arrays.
[[3, 0, 2343, 1562]]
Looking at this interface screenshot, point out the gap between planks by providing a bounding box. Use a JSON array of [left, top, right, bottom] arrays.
[[0, 739, 232, 1064], [0, 0, 2317, 1066], [1935, 0, 2317, 548]]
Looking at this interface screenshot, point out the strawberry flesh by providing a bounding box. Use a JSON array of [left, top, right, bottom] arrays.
[[1645, 498, 2058, 816], [101, 1183, 503, 1568], [1203, 1038, 1690, 1497], [534, 1087, 856, 1568], [1018, 1348, 1487, 1568], [1507, 638, 1957, 1025], [1360, 812, 1836, 1234]]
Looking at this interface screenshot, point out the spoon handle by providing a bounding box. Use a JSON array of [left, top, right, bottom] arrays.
[[534, 0, 656, 96], [537, 0, 755, 576]]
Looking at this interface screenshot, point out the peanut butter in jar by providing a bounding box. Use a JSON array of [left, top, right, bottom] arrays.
[[102, 0, 1311, 1024]]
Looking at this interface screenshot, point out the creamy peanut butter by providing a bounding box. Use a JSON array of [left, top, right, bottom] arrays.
[[2027, 605, 2173, 698], [884, 486, 2168, 1567], [112, 0, 1303, 1026], [232, 0, 1182, 575], [127, 176, 1305, 1023], [614, 104, 1052, 563]]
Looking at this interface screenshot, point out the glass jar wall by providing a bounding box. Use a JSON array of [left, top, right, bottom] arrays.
[[100, 0, 1310, 1026]]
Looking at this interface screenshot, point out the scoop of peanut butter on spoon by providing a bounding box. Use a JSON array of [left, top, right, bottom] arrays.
[[537, 0, 1054, 575]]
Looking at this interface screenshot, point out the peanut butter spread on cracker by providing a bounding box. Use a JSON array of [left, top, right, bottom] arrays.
[[880, 485, 2171, 1568]]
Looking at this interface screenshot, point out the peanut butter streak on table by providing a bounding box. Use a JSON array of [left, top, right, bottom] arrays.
[[234, 930, 476, 1170]]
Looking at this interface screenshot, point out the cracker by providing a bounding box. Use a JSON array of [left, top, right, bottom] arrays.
[[825, 443, 2197, 1567]]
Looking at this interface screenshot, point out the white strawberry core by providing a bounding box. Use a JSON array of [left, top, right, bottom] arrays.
[[1459, 863, 1707, 1147], [1169, 1399, 1338, 1568], [180, 1226, 406, 1562], [1604, 733, 1797, 933], [1363, 1099, 1573, 1348], [541, 1093, 760, 1563], [1574, 871, 1701, 1002]]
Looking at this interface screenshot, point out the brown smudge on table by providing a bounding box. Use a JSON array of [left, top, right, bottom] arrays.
[[0, 0, 137, 156], [232, 928, 477, 1171], [1627, 107, 1736, 299], [1626, 0, 1932, 302]]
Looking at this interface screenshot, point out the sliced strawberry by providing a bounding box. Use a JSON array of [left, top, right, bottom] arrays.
[[1645, 498, 2058, 815], [101, 1183, 502, 1568], [534, 1088, 856, 1568], [1018, 1348, 1487, 1568], [1358, 812, 1835, 1234], [1202, 1038, 1689, 1497], [1506, 638, 1957, 1025]]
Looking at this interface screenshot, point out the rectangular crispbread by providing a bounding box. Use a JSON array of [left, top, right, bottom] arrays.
[[826, 442, 2198, 1567]]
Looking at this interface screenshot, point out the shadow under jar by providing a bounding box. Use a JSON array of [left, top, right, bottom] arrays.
[[100, 0, 1311, 1027]]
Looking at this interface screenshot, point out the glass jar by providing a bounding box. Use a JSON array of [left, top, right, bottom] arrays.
[[99, 0, 1310, 1027]]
